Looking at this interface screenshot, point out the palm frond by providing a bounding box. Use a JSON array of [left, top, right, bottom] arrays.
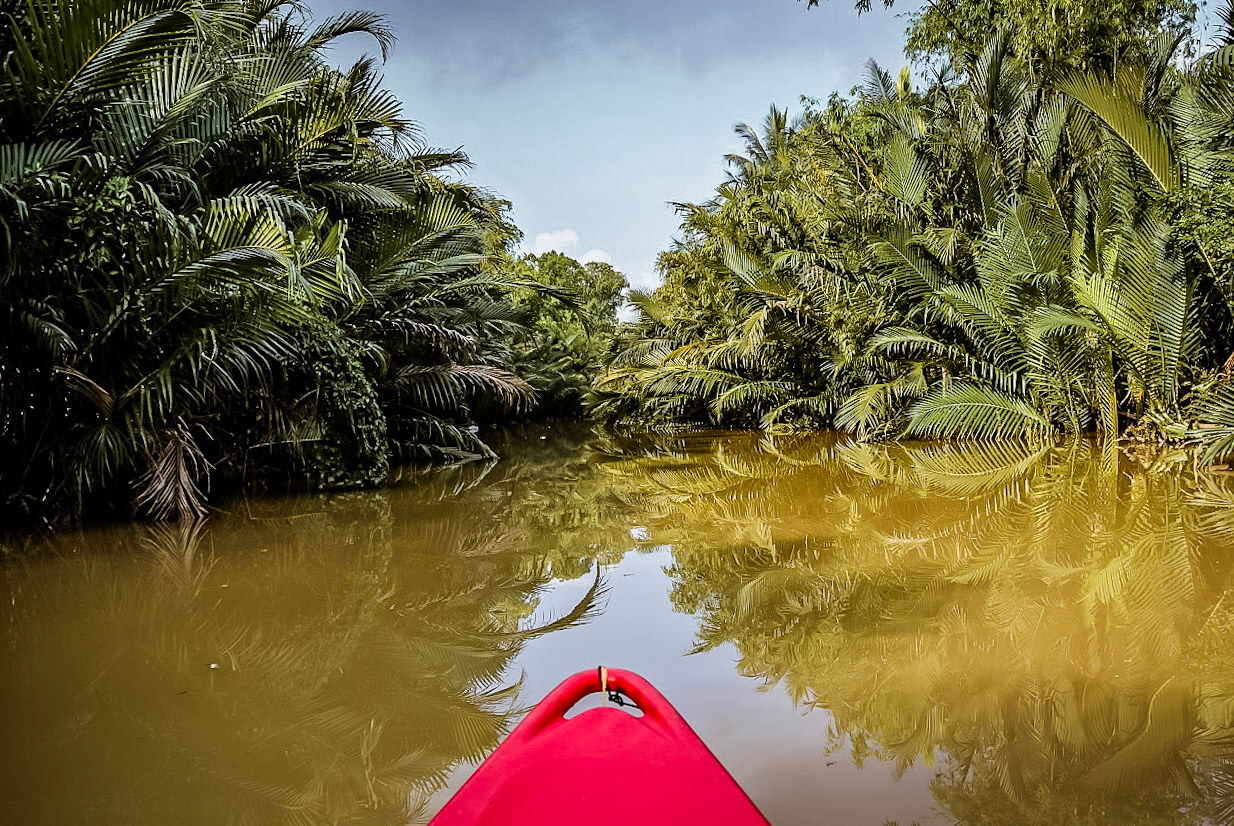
[[905, 384, 1052, 439]]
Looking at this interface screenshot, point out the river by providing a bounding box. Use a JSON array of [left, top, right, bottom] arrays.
[[3, 426, 1233, 825]]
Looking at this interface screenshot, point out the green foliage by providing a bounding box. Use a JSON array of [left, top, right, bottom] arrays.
[[805, 0, 1197, 75], [598, 10, 1234, 456], [503, 251, 628, 415], [0, 0, 555, 522], [293, 323, 388, 490]]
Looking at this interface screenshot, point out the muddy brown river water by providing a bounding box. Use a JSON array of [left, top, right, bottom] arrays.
[[3, 427, 1234, 825]]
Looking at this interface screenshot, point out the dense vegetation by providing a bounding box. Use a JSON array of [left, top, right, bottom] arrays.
[[595, 0, 1234, 457], [0, 0, 624, 523], [12, 0, 1234, 526], [504, 253, 626, 416]]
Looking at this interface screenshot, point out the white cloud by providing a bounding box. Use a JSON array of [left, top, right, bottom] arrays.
[[579, 248, 613, 265], [530, 228, 580, 255]]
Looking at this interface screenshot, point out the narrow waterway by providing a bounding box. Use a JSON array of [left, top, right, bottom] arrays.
[[3, 426, 1233, 825]]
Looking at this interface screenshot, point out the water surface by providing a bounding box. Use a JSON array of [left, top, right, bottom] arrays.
[[3, 428, 1234, 825]]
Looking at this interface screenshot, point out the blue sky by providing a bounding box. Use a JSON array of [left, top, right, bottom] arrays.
[[317, 0, 915, 290]]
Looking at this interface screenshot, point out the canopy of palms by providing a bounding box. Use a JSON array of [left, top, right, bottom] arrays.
[[0, 0, 547, 522], [595, 20, 1234, 456]]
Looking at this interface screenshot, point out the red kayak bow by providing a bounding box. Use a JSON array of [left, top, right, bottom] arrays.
[[430, 667, 770, 826]]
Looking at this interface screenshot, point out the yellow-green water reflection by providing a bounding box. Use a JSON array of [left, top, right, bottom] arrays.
[[3, 428, 1234, 825], [610, 435, 1234, 825]]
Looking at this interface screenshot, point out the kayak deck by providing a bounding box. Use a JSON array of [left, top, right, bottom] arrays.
[[429, 667, 770, 826]]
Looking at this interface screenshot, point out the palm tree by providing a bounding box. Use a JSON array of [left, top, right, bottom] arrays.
[[595, 27, 1234, 449], [0, 0, 538, 522]]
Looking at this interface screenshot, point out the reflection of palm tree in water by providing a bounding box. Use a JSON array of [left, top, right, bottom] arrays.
[[607, 434, 1234, 825], [0, 487, 604, 825]]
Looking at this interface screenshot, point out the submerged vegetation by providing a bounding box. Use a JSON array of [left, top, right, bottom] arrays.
[[595, 0, 1234, 457], [0, 0, 625, 524]]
